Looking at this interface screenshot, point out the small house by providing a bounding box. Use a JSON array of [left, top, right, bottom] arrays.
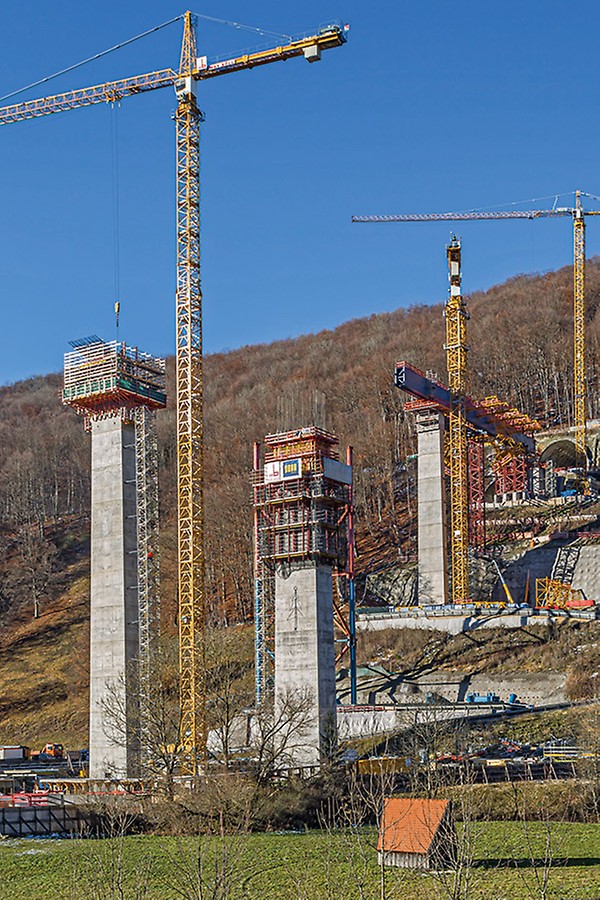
[[377, 797, 457, 869]]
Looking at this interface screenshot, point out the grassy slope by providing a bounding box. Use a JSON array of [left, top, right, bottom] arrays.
[[358, 619, 600, 680], [1, 823, 599, 900], [0, 566, 89, 750]]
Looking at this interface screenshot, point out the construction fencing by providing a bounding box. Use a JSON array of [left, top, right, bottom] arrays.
[[0, 804, 88, 836]]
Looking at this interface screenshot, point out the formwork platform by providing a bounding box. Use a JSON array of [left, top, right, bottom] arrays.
[[63, 337, 166, 421], [253, 427, 354, 708]]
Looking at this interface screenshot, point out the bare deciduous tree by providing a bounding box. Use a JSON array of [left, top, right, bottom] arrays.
[[101, 643, 182, 796], [9, 524, 57, 618], [251, 687, 315, 782]]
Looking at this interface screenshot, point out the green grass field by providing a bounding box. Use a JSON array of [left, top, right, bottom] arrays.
[[1, 821, 599, 899]]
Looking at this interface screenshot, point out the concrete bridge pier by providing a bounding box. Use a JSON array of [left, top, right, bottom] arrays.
[[416, 411, 448, 605], [89, 416, 139, 779]]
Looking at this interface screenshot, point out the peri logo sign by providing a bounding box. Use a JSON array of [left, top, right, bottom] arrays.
[[264, 458, 303, 483]]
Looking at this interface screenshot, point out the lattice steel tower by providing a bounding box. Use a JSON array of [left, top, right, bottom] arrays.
[[445, 238, 470, 603]]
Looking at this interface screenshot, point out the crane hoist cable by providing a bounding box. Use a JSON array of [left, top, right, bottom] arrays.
[[109, 101, 121, 315], [0, 16, 183, 104]]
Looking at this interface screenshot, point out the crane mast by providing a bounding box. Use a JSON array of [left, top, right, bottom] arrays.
[[175, 11, 205, 775], [573, 192, 586, 468], [0, 13, 347, 777], [445, 239, 470, 603]]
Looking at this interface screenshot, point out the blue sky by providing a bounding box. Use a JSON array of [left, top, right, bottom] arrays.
[[1, 1, 600, 382]]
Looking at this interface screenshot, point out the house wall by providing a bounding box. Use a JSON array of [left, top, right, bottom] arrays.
[[378, 850, 430, 869]]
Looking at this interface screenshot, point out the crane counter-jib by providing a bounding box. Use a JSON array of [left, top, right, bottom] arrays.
[[0, 70, 179, 124]]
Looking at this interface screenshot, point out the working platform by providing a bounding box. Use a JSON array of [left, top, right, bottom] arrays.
[[63, 337, 166, 420], [395, 361, 539, 452]]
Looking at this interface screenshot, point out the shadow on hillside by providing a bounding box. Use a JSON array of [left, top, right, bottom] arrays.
[[474, 856, 599, 869], [5, 604, 88, 652], [491, 542, 560, 603]]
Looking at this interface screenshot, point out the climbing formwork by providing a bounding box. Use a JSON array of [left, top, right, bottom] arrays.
[[252, 427, 354, 706], [63, 337, 166, 423]]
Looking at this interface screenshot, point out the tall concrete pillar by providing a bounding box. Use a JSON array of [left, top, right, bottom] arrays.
[[416, 411, 448, 605], [89, 417, 139, 778], [275, 564, 337, 768]]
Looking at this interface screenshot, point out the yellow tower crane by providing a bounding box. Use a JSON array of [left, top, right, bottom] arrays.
[[353, 191, 600, 473], [0, 12, 348, 774], [445, 237, 470, 603]]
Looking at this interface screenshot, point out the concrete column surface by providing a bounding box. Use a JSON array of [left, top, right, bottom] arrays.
[[416, 412, 448, 605], [275, 564, 337, 768], [89, 417, 138, 779]]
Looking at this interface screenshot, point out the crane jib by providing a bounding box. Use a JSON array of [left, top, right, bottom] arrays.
[[0, 26, 347, 125], [351, 210, 578, 222]]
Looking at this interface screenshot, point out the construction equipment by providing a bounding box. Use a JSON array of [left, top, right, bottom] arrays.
[[31, 744, 64, 760], [493, 559, 515, 605], [535, 577, 593, 610], [394, 363, 537, 452], [0, 13, 348, 774], [353, 190, 600, 472], [396, 360, 540, 591], [445, 238, 470, 602]]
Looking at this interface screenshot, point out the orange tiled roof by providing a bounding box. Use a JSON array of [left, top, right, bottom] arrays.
[[377, 798, 450, 854]]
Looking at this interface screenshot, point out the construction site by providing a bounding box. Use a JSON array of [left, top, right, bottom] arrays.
[[0, 14, 599, 895]]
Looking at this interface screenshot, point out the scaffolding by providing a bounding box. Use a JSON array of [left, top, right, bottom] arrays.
[[63, 337, 166, 424], [253, 427, 354, 705], [134, 406, 161, 759], [535, 577, 590, 609], [493, 454, 528, 498], [467, 437, 486, 550]]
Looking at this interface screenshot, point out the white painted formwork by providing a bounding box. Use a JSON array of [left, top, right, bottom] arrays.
[[337, 705, 491, 740], [89, 417, 139, 779], [274, 564, 337, 767], [357, 607, 596, 635]]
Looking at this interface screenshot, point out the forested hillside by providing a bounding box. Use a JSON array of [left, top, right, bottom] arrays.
[[1, 259, 600, 646]]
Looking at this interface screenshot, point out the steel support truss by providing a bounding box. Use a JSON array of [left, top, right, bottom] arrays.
[[573, 196, 587, 469], [467, 437, 486, 550], [134, 407, 160, 765], [494, 454, 527, 496], [535, 577, 585, 609]]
